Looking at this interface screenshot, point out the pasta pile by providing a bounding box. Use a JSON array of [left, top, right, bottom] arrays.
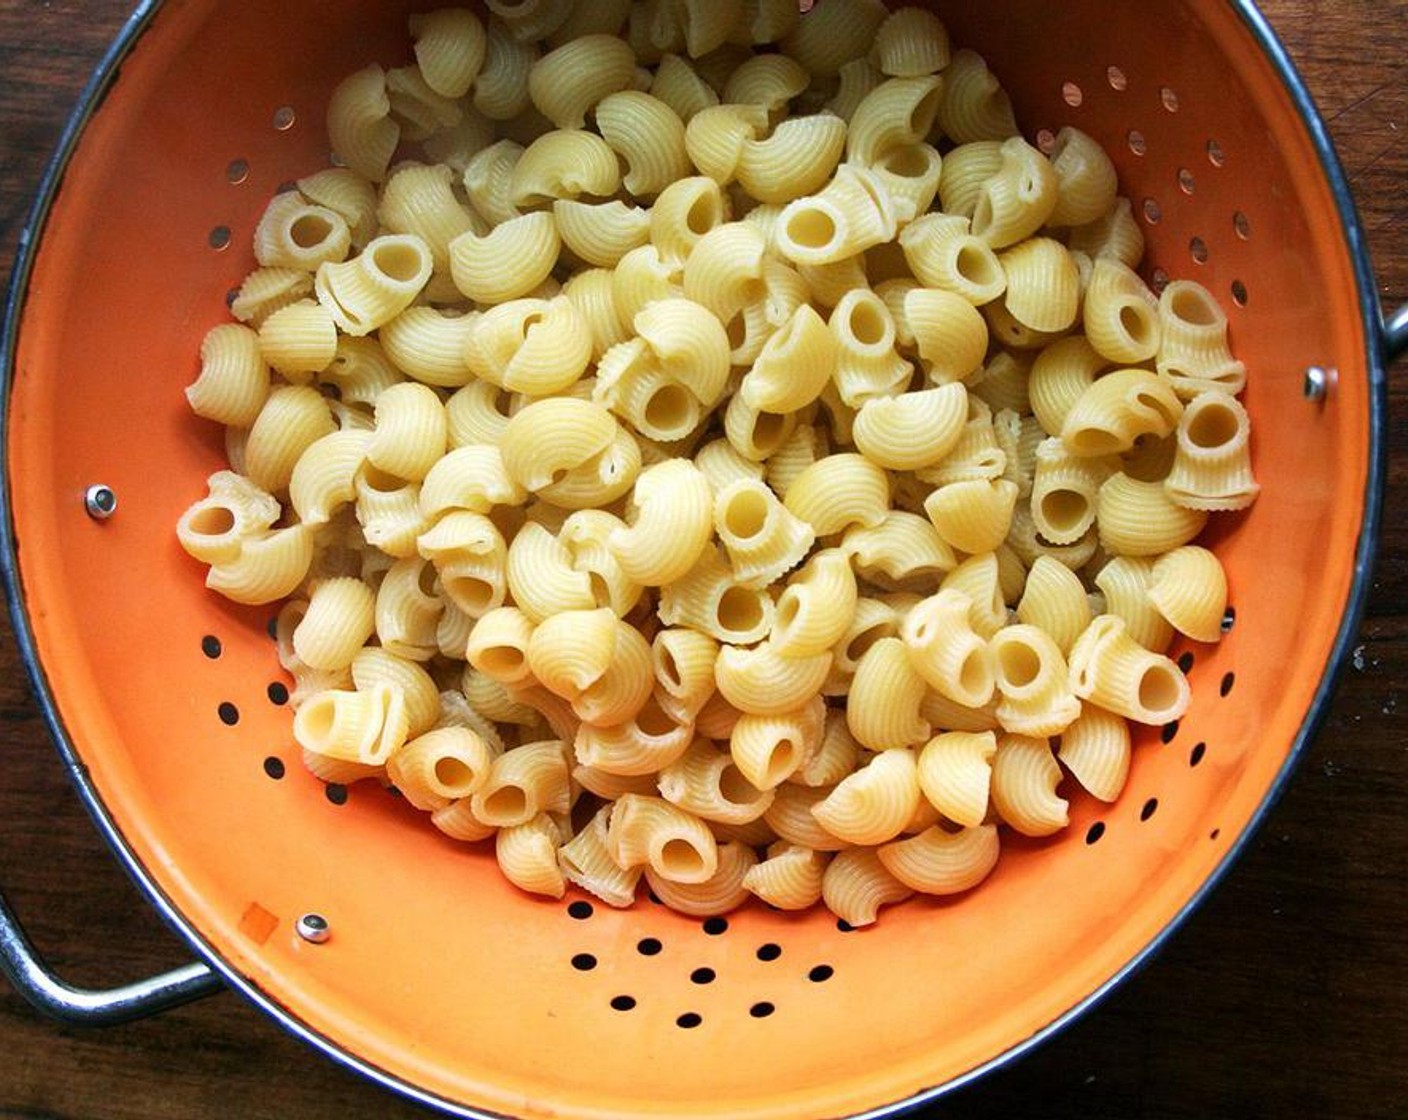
[[177, 0, 1259, 926]]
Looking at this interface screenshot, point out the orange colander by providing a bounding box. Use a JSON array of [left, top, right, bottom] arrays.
[[0, 2, 1396, 1118]]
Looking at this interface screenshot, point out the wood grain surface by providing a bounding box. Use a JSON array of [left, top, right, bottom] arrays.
[[0, 2, 1404, 1118]]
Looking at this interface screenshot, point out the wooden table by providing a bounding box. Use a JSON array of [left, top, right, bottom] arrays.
[[0, 2, 1404, 1117]]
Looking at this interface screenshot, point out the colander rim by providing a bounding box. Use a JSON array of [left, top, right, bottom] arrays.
[[0, 2, 1388, 1118]]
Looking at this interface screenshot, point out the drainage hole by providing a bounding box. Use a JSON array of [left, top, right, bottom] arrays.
[[610, 995, 636, 1011], [201, 635, 222, 659], [1085, 821, 1106, 845], [567, 900, 594, 920], [676, 1012, 702, 1029], [749, 1001, 776, 1018], [217, 701, 239, 726], [571, 953, 597, 971], [690, 967, 715, 985]]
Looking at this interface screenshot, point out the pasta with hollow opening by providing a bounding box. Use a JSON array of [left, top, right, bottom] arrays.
[[179, 8, 1259, 926]]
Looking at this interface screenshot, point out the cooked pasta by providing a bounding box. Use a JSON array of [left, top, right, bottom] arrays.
[[990, 733, 1067, 837], [1146, 545, 1229, 643], [775, 163, 897, 265], [1068, 615, 1191, 725], [898, 212, 1006, 305], [651, 53, 720, 122], [870, 7, 950, 76], [187, 324, 270, 428], [448, 212, 560, 304], [739, 304, 836, 413], [528, 33, 636, 128], [728, 696, 826, 791], [1015, 555, 1092, 655], [972, 137, 1057, 250], [327, 64, 400, 182], [714, 642, 832, 716], [843, 510, 956, 589], [998, 237, 1080, 334], [714, 478, 815, 588], [878, 823, 1000, 896], [847, 637, 929, 751], [906, 286, 989, 385], [1083, 258, 1161, 364], [597, 90, 692, 199], [294, 682, 408, 767], [845, 76, 943, 168], [923, 477, 1019, 556], [229, 268, 315, 331], [820, 847, 914, 928], [916, 730, 996, 829], [1092, 556, 1174, 652], [180, 9, 1258, 924], [900, 589, 994, 709], [510, 128, 622, 207], [1056, 705, 1130, 802], [645, 840, 757, 916], [828, 288, 912, 405], [1164, 390, 1260, 510], [989, 624, 1081, 737], [254, 192, 352, 274], [473, 17, 540, 119], [852, 384, 968, 471], [1061, 368, 1183, 458], [607, 794, 718, 883], [1097, 472, 1210, 557], [1156, 280, 1248, 399], [770, 549, 858, 658], [742, 842, 829, 910], [724, 53, 810, 121]]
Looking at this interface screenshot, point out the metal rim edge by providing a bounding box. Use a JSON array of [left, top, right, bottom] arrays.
[[0, 3, 1388, 1118]]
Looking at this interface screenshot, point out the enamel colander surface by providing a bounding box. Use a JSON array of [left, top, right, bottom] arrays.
[[0, 2, 1387, 1118]]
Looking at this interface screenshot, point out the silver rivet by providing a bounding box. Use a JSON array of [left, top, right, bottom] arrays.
[[296, 913, 331, 944], [1304, 366, 1333, 402], [83, 485, 117, 519]]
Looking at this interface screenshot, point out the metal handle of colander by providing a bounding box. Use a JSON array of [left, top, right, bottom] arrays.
[[1383, 303, 1408, 362], [0, 889, 223, 1025]]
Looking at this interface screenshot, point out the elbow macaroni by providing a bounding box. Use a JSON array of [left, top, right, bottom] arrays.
[[179, 6, 1259, 924]]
